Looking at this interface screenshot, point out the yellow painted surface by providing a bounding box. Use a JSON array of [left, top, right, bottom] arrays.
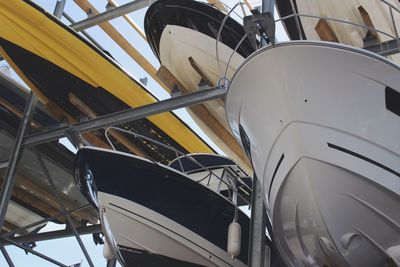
[[0, 0, 213, 154]]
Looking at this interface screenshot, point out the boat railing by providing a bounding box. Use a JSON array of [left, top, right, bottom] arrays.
[[103, 126, 252, 206], [216, 0, 400, 86], [276, 0, 400, 55]]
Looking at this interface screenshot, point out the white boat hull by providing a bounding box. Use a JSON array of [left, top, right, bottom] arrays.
[[281, 0, 400, 62], [226, 41, 400, 266], [99, 191, 247, 267], [159, 24, 245, 131]]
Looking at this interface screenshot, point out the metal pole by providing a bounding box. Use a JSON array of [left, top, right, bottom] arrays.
[[0, 237, 69, 267], [0, 246, 15, 267], [23, 86, 227, 146], [0, 161, 8, 169], [70, 0, 149, 31], [2, 225, 101, 245], [249, 177, 267, 267], [1, 204, 90, 239], [63, 12, 107, 52], [36, 152, 95, 267], [53, 0, 66, 19], [248, 2, 273, 267], [0, 91, 37, 229]]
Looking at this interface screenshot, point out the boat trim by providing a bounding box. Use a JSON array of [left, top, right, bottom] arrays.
[[108, 202, 232, 266], [386, 86, 400, 117], [268, 154, 285, 200], [327, 143, 400, 178]]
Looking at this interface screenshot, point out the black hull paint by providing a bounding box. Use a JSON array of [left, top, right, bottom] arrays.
[[119, 246, 204, 267], [144, 0, 255, 61], [275, 0, 306, 40], [0, 38, 190, 163], [75, 147, 250, 265], [0, 0, 214, 163]]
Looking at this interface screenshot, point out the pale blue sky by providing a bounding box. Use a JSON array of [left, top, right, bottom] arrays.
[[0, 0, 287, 266]]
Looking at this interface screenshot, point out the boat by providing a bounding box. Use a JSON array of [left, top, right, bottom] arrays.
[[0, 71, 98, 233], [0, 0, 214, 165], [145, 0, 255, 89], [276, 0, 400, 61], [144, 0, 255, 171], [74, 145, 258, 266], [226, 41, 400, 266]]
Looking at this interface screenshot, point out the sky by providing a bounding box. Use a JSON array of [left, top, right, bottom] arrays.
[[0, 0, 287, 266]]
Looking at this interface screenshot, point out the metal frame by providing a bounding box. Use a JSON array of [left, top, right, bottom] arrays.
[[0, 161, 8, 169], [23, 85, 227, 147], [1, 224, 101, 246], [0, 1, 229, 266], [36, 152, 95, 267], [0, 91, 37, 229], [0, 70, 227, 267], [0, 1, 227, 264], [247, 2, 273, 267], [1, 236, 69, 267], [3, 0, 398, 266], [70, 0, 148, 32], [0, 246, 14, 267], [53, 0, 66, 19]]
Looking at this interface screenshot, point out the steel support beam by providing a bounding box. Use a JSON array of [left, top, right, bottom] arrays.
[[63, 12, 106, 51], [1, 236, 68, 267], [248, 2, 275, 267], [0, 246, 15, 267], [36, 153, 95, 267], [0, 92, 37, 230], [71, 0, 148, 32], [23, 86, 227, 146], [53, 0, 66, 19], [0, 161, 8, 169], [363, 38, 400, 56], [1, 224, 101, 246], [249, 177, 268, 267], [1, 204, 90, 239]]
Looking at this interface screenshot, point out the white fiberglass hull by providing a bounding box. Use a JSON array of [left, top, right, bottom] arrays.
[[226, 41, 400, 266], [280, 0, 400, 62], [159, 24, 252, 172], [159, 24, 245, 131], [99, 192, 247, 267], [297, 0, 400, 45]]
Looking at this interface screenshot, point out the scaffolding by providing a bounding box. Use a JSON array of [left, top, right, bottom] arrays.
[[0, 1, 233, 265], [0, 0, 399, 266]]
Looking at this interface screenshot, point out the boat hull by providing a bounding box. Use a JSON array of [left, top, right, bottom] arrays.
[[75, 147, 250, 267], [276, 0, 400, 62], [226, 42, 400, 266], [159, 25, 244, 127], [99, 192, 239, 267], [0, 0, 213, 163], [144, 0, 254, 172], [144, 0, 254, 61]]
